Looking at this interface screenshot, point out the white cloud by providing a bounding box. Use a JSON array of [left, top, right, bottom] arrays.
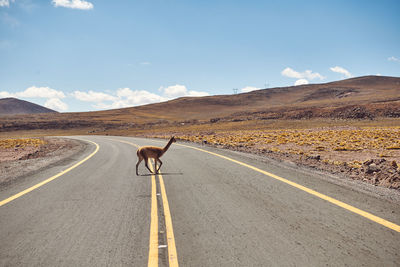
[[140, 62, 151, 65], [0, 86, 68, 111], [241, 86, 260, 93], [72, 88, 167, 109], [71, 90, 116, 102], [330, 66, 352, 78], [44, 98, 68, 112], [116, 87, 135, 98], [1, 86, 66, 99], [294, 79, 309, 86], [119, 88, 166, 105], [115, 88, 166, 106], [282, 67, 302, 79], [15, 86, 66, 99], [52, 0, 93, 10], [281, 67, 325, 80], [186, 90, 209, 97], [303, 70, 325, 80], [72, 84, 210, 110], [159, 84, 209, 98], [160, 84, 187, 98], [0, 91, 13, 98], [388, 56, 400, 63], [0, 0, 14, 7], [94, 89, 167, 109]]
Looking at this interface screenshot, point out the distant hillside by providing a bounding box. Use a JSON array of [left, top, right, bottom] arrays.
[[0, 98, 57, 115], [72, 75, 399, 122], [0, 75, 399, 133], [127, 75, 400, 120]]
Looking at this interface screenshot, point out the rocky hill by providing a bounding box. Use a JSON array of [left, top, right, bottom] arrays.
[[0, 98, 57, 116]]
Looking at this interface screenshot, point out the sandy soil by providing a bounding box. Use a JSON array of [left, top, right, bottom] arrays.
[[248, 148, 400, 190], [0, 137, 86, 187]]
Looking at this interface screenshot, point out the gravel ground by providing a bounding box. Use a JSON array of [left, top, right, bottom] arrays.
[[0, 137, 86, 187]]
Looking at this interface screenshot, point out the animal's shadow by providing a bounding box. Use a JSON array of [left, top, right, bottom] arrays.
[[137, 172, 183, 177]]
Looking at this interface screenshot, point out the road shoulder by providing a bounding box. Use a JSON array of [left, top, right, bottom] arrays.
[[0, 137, 87, 190]]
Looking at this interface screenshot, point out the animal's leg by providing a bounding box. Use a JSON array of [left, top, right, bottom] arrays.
[[156, 158, 162, 173], [144, 158, 154, 174], [136, 157, 143, 175]]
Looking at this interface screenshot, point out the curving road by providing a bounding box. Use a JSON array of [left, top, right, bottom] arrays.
[[0, 136, 399, 266]]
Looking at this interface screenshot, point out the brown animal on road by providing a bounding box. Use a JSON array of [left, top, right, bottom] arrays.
[[136, 136, 176, 175]]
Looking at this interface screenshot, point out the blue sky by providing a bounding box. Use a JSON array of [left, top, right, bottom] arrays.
[[1, 0, 399, 112]]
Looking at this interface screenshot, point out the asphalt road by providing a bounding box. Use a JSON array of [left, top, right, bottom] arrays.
[[0, 136, 399, 266]]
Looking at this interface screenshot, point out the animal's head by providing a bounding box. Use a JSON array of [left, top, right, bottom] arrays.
[[171, 136, 176, 143]]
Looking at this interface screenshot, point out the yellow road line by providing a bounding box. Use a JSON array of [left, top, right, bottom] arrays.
[[148, 164, 159, 267], [158, 172, 179, 267], [177, 143, 400, 233], [109, 138, 140, 148], [109, 138, 179, 266], [0, 139, 99, 208]]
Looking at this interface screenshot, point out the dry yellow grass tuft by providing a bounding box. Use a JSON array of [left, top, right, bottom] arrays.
[[150, 126, 400, 170], [147, 125, 400, 189], [0, 138, 47, 149]]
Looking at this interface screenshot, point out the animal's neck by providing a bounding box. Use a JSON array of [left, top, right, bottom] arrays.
[[162, 138, 174, 154]]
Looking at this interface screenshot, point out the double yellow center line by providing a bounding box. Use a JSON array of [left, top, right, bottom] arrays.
[[111, 139, 179, 267], [148, 162, 178, 267]]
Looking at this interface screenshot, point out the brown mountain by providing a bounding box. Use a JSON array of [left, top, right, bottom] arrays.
[[72, 75, 399, 123], [0, 98, 58, 116], [1, 75, 399, 133], [127, 75, 400, 120]]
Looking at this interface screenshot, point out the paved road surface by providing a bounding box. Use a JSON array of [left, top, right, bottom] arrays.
[[1, 136, 399, 266]]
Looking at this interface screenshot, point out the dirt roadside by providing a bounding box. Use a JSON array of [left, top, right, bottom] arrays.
[[197, 141, 400, 191], [0, 137, 86, 187]]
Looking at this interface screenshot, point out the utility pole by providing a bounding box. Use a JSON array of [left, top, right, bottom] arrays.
[[233, 88, 238, 94]]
